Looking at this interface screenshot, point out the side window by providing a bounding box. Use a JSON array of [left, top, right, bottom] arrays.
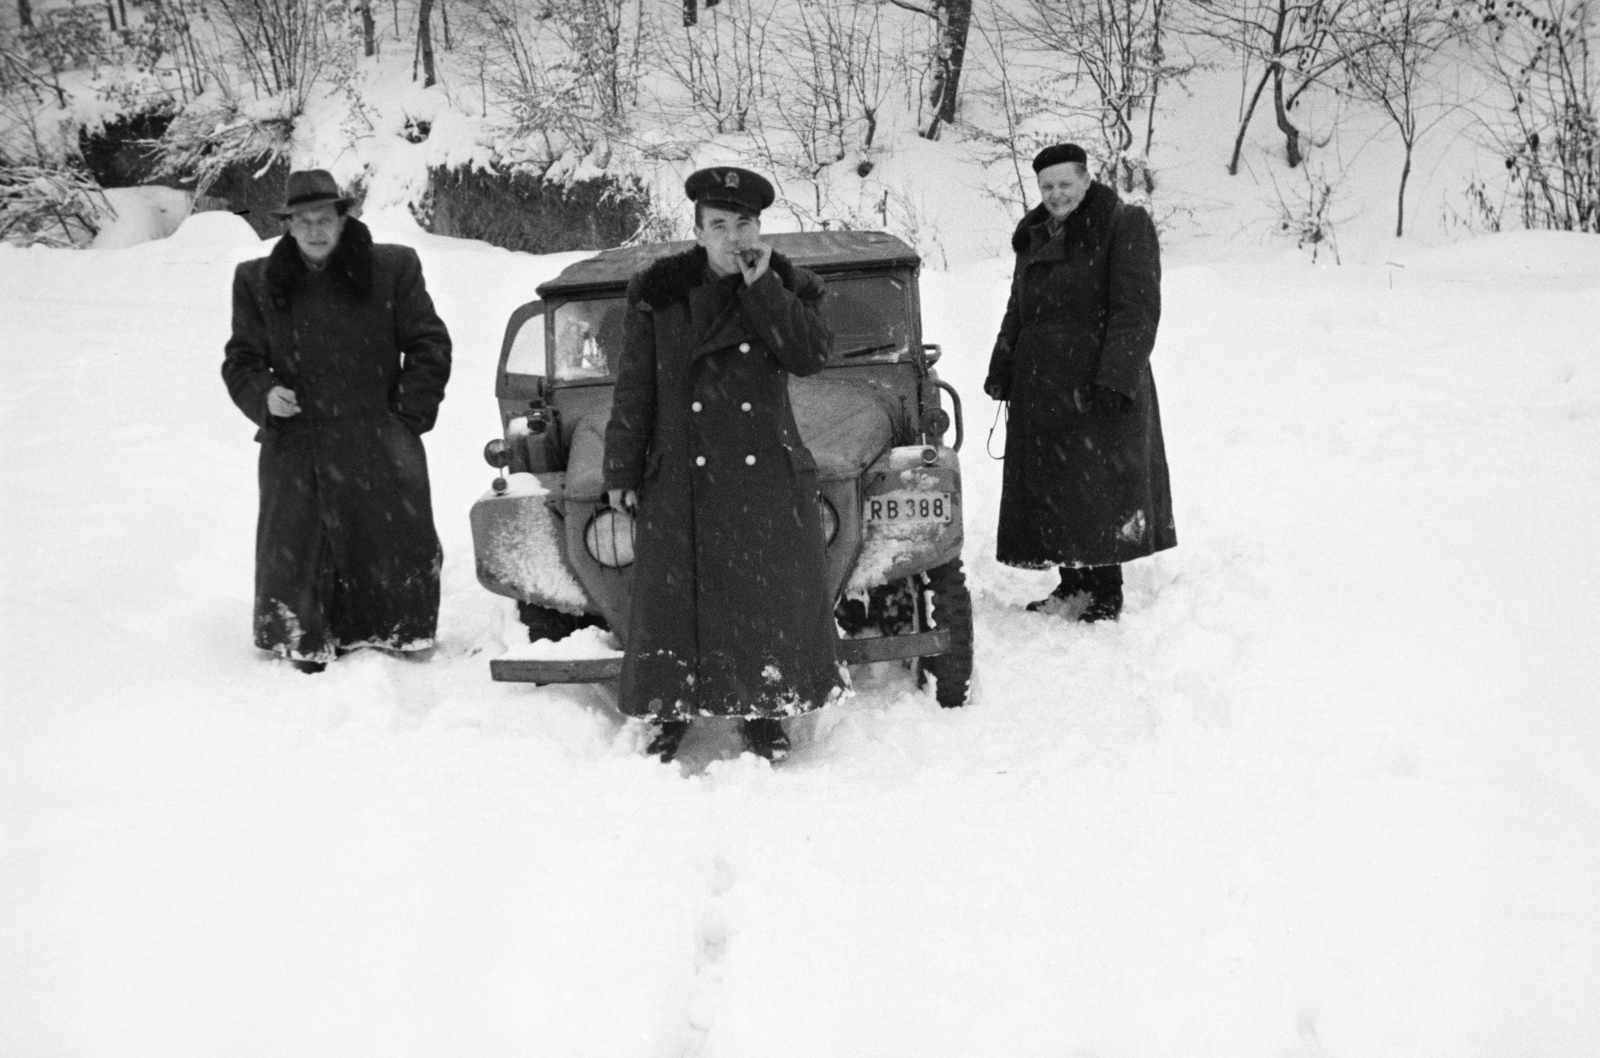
[[505, 310, 545, 377], [553, 299, 626, 380]]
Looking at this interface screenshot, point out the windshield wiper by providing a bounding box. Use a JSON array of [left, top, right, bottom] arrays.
[[839, 342, 902, 359]]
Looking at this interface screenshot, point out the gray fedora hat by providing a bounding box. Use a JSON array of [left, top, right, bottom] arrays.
[[271, 169, 355, 219]]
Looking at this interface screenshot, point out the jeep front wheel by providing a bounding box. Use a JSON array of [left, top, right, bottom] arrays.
[[923, 559, 973, 708]]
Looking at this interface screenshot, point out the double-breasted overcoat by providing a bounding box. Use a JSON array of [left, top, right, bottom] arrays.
[[985, 183, 1176, 568], [603, 247, 848, 720], [223, 218, 452, 661]]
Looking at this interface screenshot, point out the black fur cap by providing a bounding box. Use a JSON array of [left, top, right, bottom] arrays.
[[265, 215, 374, 308], [629, 245, 806, 311]]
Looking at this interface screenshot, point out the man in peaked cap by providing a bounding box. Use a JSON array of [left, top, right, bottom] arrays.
[[602, 166, 848, 764], [223, 169, 452, 672]]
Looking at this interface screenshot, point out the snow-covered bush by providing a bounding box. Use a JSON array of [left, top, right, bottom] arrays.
[[1468, 0, 1599, 232], [0, 164, 111, 246]]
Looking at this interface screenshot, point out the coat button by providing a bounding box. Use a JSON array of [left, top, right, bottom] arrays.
[[739, 342, 750, 353], [745, 454, 756, 466], [741, 402, 752, 412], [691, 401, 703, 412], [696, 456, 706, 467]]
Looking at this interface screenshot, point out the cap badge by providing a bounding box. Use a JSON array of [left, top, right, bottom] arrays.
[[724, 171, 740, 188]]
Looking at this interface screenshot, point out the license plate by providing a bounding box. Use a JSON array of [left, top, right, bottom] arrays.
[[865, 491, 952, 525]]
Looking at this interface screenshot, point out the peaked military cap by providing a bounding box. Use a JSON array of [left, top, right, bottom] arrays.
[[1032, 143, 1089, 173], [685, 166, 775, 218]]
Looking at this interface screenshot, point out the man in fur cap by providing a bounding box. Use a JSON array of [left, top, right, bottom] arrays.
[[223, 169, 452, 672], [603, 166, 847, 763], [983, 143, 1173, 621]]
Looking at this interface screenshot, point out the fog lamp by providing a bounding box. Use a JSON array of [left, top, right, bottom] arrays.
[[818, 495, 840, 546], [585, 508, 636, 568]]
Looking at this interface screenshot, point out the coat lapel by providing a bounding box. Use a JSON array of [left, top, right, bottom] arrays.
[[688, 280, 756, 360]]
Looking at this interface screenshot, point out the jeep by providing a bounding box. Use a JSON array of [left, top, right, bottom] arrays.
[[469, 230, 973, 708]]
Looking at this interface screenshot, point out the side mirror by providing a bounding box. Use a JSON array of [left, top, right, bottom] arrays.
[[484, 439, 510, 495]]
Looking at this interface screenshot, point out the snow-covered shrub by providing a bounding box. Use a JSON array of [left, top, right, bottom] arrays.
[[457, 0, 644, 167], [419, 165, 667, 253], [151, 100, 294, 197], [0, 165, 111, 247], [1274, 161, 1342, 262], [650, 0, 774, 140], [1467, 0, 1599, 232]]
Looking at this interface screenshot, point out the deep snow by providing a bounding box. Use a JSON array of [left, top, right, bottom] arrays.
[[2, 206, 1599, 1057]]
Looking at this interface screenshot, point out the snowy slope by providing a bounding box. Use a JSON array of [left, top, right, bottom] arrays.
[[3, 211, 1599, 1057]]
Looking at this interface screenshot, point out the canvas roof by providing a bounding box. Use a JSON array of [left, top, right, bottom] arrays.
[[536, 230, 921, 298]]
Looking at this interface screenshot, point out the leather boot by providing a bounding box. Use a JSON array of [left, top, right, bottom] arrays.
[[646, 720, 690, 762], [1026, 566, 1089, 612], [1078, 564, 1124, 623], [742, 718, 791, 763]]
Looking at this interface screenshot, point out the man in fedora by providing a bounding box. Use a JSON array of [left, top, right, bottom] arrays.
[[603, 166, 848, 763], [222, 169, 452, 672]]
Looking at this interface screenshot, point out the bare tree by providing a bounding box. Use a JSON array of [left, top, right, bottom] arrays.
[[457, 0, 642, 162], [1466, 0, 1598, 231], [959, 6, 1056, 217], [358, 0, 376, 57], [1192, 0, 1376, 171], [210, 0, 335, 109], [416, 0, 437, 85], [999, 0, 1177, 193], [1342, 0, 1461, 235], [880, 0, 973, 138], [651, 0, 774, 136]]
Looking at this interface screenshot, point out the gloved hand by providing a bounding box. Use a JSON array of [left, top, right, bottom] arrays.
[[1073, 383, 1135, 414], [984, 375, 1010, 402]]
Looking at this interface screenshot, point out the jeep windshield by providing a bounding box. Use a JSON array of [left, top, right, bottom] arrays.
[[542, 272, 913, 383]]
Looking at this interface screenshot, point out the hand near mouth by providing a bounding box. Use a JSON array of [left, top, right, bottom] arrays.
[[737, 243, 772, 286]]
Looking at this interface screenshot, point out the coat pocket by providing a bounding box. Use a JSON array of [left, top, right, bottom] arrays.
[[643, 451, 663, 481]]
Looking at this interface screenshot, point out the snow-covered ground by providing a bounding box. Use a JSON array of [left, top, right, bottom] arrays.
[[3, 206, 1598, 1057]]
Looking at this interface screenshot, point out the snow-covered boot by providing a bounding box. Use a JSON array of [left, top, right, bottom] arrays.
[[647, 720, 690, 763], [1026, 566, 1089, 613], [1077, 565, 1124, 623], [742, 718, 790, 763]]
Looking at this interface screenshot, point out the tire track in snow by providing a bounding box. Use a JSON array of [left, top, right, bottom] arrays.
[[679, 851, 736, 1057]]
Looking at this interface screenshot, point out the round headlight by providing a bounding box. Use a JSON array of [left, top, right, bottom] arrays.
[[818, 495, 839, 546], [584, 508, 636, 568]]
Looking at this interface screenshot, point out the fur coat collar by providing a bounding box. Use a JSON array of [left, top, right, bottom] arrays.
[[631, 244, 803, 310], [266, 215, 374, 307], [1010, 182, 1116, 255]]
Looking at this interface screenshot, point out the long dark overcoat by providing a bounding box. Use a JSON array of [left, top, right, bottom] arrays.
[[985, 183, 1176, 568], [222, 218, 452, 662], [603, 247, 848, 720]]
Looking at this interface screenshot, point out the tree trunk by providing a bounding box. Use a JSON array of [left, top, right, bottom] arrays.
[[1228, 65, 1273, 175], [104, 0, 116, 30], [1271, 65, 1302, 168], [439, 0, 451, 50], [361, 1, 376, 57], [923, 0, 973, 140], [417, 0, 436, 86], [683, 0, 696, 27], [1396, 142, 1412, 237], [18, 0, 32, 29]]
